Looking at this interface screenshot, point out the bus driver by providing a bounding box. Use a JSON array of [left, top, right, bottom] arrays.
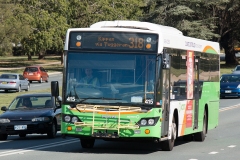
[[80, 68, 100, 88]]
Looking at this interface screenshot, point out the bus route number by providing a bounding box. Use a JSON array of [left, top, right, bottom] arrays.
[[129, 37, 144, 49]]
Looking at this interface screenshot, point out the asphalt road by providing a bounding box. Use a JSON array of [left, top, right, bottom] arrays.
[[0, 98, 240, 160]]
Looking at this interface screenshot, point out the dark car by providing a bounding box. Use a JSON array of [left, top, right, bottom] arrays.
[[23, 66, 49, 83], [0, 73, 30, 92], [0, 93, 62, 140], [220, 74, 240, 98]]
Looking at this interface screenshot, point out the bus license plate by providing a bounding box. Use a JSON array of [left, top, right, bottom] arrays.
[[225, 90, 231, 93], [14, 125, 27, 130], [76, 127, 82, 132]]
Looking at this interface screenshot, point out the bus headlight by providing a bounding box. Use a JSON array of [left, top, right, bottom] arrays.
[[148, 119, 155, 125], [140, 119, 147, 126], [71, 116, 79, 123], [138, 117, 159, 126], [64, 115, 71, 122]]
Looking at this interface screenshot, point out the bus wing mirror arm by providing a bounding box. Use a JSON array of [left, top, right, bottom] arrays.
[[162, 52, 170, 69]]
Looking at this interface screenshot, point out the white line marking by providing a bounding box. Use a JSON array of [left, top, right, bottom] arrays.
[[228, 145, 236, 148], [0, 139, 78, 157], [209, 152, 218, 154], [219, 104, 240, 112]]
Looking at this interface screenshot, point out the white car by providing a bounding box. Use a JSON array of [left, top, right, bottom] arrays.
[[0, 73, 30, 92]]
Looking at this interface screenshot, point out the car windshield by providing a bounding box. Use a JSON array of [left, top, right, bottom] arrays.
[[0, 74, 17, 79], [25, 67, 38, 72], [65, 52, 156, 105], [220, 75, 240, 83], [8, 96, 53, 110]]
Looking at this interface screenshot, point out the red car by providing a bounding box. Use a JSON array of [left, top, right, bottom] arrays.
[[23, 66, 49, 83]]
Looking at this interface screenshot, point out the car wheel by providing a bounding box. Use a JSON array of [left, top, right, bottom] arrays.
[[46, 76, 49, 83], [80, 138, 95, 148], [26, 84, 30, 91], [194, 111, 207, 141], [161, 116, 177, 151], [47, 121, 57, 138], [4, 90, 8, 93], [39, 77, 43, 83], [29, 81, 32, 83], [17, 85, 21, 92], [0, 134, 8, 140], [19, 133, 27, 138]]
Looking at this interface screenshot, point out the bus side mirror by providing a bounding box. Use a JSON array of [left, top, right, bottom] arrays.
[[51, 81, 59, 97], [162, 53, 170, 69]]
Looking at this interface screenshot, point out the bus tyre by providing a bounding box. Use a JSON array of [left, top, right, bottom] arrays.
[[0, 134, 8, 140], [194, 111, 207, 141], [161, 117, 176, 151], [80, 138, 95, 148]]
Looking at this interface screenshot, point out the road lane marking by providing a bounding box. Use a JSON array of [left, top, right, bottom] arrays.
[[228, 145, 236, 148], [209, 151, 218, 154], [0, 139, 79, 157], [219, 104, 240, 112]]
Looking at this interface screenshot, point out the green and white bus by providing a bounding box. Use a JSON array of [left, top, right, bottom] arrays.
[[51, 20, 220, 151]]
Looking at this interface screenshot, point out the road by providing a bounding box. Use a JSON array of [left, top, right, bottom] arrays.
[[0, 98, 239, 160]]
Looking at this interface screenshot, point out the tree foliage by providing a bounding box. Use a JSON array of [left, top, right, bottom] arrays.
[[0, 0, 240, 65], [143, 0, 240, 65]]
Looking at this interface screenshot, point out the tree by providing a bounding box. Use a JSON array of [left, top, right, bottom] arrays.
[[67, 0, 145, 28], [0, 0, 32, 56], [142, 0, 240, 65], [20, 0, 68, 60]]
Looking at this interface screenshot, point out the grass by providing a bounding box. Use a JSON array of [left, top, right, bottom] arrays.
[[0, 55, 63, 114], [0, 55, 63, 74]]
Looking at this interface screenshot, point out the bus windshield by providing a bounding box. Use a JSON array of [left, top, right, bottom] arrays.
[[65, 52, 156, 105]]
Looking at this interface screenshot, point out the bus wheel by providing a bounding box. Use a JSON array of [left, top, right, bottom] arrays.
[[80, 138, 95, 148], [194, 111, 207, 141], [161, 116, 176, 151]]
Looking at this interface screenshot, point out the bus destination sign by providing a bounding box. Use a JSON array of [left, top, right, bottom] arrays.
[[69, 32, 158, 52]]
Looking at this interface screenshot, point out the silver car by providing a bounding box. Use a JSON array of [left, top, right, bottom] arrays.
[[0, 73, 30, 93], [232, 65, 240, 74]]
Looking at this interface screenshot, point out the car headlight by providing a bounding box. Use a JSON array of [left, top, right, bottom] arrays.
[[0, 118, 10, 123], [140, 119, 147, 126], [237, 84, 240, 88], [64, 115, 71, 122], [32, 117, 50, 122]]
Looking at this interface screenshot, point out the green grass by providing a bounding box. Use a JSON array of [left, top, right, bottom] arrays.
[[0, 55, 63, 114], [0, 55, 63, 74]]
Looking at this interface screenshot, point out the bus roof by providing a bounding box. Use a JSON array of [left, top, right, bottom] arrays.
[[90, 20, 183, 35], [65, 20, 220, 54]]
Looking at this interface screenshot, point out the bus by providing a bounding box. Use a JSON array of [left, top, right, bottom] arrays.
[[51, 20, 220, 151]]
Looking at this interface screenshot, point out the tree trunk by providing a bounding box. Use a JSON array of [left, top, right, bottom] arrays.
[[225, 49, 238, 65], [27, 53, 32, 60], [38, 50, 45, 60]]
